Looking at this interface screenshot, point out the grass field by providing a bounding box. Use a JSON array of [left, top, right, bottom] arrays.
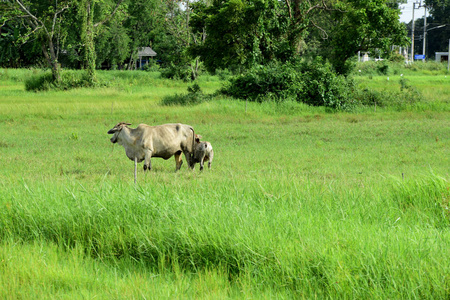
[[0, 68, 449, 298]]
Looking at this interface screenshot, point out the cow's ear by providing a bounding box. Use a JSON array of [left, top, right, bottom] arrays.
[[108, 127, 119, 134]]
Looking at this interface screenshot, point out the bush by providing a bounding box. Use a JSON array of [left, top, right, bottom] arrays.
[[142, 59, 160, 72], [405, 61, 447, 73], [24, 72, 55, 91], [376, 62, 389, 75], [220, 62, 302, 102], [160, 63, 193, 81], [214, 68, 233, 81], [388, 52, 406, 63], [161, 83, 211, 106], [297, 59, 354, 109], [354, 61, 448, 77], [221, 58, 355, 110], [353, 79, 423, 109], [25, 70, 104, 91]]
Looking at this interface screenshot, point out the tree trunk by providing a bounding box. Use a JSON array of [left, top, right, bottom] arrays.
[[191, 57, 199, 80], [85, 1, 97, 83], [41, 39, 61, 82], [80, 0, 97, 83]]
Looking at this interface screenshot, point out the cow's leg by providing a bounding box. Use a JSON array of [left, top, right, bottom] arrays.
[[174, 151, 183, 171], [134, 156, 138, 183], [183, 149, 194, 169], [143, 149, 152, 171]]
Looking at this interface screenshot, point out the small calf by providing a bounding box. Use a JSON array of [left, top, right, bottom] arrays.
[[192, 134, 214, 171]]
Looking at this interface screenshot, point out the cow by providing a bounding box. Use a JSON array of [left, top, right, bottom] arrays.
[[107, 122, 196, 174], [192, 134, 214, 171]]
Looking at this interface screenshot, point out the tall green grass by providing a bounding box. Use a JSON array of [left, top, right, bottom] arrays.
[[1, 175, 449, 297], [0, 68, 449, 298]]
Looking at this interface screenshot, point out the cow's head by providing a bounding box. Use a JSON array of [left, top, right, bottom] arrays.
[[107, 122, 131, 143]]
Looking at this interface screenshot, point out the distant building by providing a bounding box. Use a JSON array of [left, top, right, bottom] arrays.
[[435, 52, 449, 63], [137, 47, 157, 69], [357, 51, 370, 62]]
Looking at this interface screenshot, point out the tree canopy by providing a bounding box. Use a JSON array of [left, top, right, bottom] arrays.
[[0, 0, 414, 77], [189, 0, 408, 74], [424, 0, 450, 57]]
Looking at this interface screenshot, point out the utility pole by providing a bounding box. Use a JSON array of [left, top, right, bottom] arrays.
[[411, 1, 421, 63], [448, 39, 450, 71], [422, 6, 427, 59]]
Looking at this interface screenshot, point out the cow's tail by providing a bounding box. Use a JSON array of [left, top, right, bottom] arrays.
[[189, 126, 195, 168]]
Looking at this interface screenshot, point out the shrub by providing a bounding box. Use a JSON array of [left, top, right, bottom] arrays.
[[388, 52, 406, 63], [221, 62, 302, 102], [296, 59, 354, 109], [214, 68, 233, 81], [405, 61, 447, 72], [25, 70, 105, 91], [161, 83, 211, 106], [24, 72, 55, 91], [143, 59, 160, 72], [160, 63, 193, 81], [221, 58, 355, 110], [352, 88, 384, 106], [376, 62, 389, 75], [354, 79, 423, 109]]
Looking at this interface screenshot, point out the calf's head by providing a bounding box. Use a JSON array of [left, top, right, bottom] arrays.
[[195, 134, 202, 144], [107, 122, 131, 143]]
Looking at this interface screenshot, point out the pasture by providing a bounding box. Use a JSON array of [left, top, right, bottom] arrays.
[[0, 68, 449, 298]]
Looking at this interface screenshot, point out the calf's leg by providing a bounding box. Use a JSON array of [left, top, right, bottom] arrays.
[[199, 156, 205, 171], [208, 150, 214, 169]]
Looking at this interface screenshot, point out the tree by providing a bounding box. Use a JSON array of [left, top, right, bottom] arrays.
[[283, 0, 334, 54], [156, 0, 207, 79], [424, 0, 450, 57], [123, 0, 160, 70], [78, 0, 125, 82], [189, 0, 408, 74], [189, 0, 287, 72], [0, 22, 43, 67], [1, 0, 73, 81], [0, 0, 125, 82], [96, 19, 131, 69], [318, 0, 408, 74]]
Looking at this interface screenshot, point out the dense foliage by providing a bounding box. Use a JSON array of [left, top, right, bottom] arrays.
[[1, 0, 410, 75], [407, 0, 450, 59], [3, 0, 445, 108], [221, 59, 353, 109]]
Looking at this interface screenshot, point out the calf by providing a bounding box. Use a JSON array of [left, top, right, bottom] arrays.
[[192, 134, 214, 171]]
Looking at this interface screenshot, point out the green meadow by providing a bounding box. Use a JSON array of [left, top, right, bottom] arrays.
[[0, 68, 449, 298]]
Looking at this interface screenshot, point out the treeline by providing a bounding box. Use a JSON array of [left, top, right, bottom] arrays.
[[1, 0, 411, 78], [1, 0, 448, 109], [405, 0, 450, 59]]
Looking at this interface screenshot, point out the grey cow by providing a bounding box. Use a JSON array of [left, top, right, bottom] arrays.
[[192, 134, 214, 171], [107, 122, 196, 172]]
